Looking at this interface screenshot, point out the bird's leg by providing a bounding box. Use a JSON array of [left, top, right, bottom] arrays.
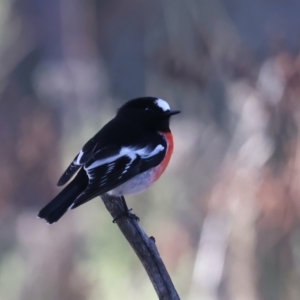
[[120, 196, 140, 222], [112, 196, 140, 223]]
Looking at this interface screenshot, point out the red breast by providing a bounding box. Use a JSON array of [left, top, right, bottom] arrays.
[[153, 132, 174, 182]]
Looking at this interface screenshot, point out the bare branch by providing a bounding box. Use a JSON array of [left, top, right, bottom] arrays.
[[100, 193, 180, 300]]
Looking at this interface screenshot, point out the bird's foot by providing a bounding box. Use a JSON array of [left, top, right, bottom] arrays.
[[113, 208, 140, 223]]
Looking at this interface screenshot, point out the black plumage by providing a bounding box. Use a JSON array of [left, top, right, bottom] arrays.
[[38, 97, 180, 224]]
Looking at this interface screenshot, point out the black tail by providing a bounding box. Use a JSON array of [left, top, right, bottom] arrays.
[[38, 168, 88, 224]]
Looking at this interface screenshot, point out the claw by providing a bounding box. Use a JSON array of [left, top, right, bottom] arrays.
[[113, 208, 140, 223]]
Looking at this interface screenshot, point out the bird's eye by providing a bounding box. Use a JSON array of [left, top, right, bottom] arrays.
[[145, 107, 153, 112]]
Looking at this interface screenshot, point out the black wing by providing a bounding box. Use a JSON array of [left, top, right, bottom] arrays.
[[71, 138, 167, 209], [57, 113, 163, 187], [57, 136, 101, 186], [57, 115, 139, 186], [70, 154, 142, 209]]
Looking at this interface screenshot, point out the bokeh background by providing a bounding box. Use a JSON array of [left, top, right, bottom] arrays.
[[1, 0, 300, 299]]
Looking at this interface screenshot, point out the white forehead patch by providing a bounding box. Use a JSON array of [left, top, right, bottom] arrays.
[[155, 98, 170, 112]]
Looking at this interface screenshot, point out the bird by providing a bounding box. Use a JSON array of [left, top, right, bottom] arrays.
[[38, 97, 180, 224]]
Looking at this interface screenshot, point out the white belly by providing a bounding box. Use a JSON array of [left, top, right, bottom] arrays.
[[108, 168, 156, 196]]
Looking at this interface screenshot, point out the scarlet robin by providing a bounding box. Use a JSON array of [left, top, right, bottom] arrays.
[[38, 97, 180, 224]]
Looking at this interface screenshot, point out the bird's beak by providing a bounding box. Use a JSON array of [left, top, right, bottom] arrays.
[[164, 110, 181, 117]]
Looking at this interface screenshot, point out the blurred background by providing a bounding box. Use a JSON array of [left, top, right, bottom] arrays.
[[1, 0, 300, 299]]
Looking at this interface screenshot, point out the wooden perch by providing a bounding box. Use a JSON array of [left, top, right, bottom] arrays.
[[100, 193, 180, 300]]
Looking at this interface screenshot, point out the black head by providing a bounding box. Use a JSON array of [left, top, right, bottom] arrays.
[[117, 97, 180, 132]]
